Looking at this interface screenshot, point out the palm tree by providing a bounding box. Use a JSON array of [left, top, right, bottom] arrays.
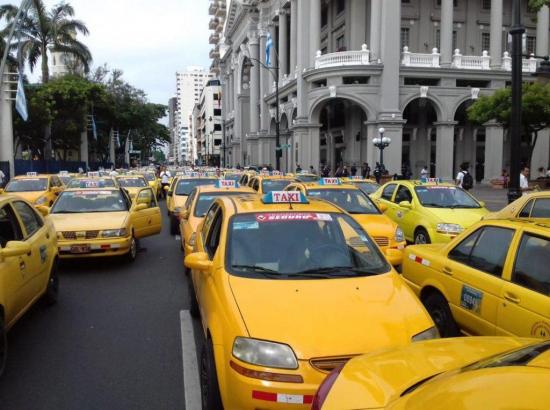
[[6, 0, 92, 83], [0, 4, 18, 67]]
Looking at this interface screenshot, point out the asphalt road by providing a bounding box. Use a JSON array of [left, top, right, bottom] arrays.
[[0, 202, 197, 410]]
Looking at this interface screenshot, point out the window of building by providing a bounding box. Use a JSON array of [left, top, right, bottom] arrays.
[[321, 4, 328, 28], [481, 32, 491, 52], [482, 0, 491, 9], [336, 35, 346, 51], [214, 139, 222, 146], [214, 124, 222, 131], [527, 36, 536, 55], [336, 0, 345, 15], [213, 108, 222, 116], [401, 28, 410, 50]]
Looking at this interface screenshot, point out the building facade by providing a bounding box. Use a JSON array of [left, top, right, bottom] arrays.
[[216, 0, 550, 181], [193, 79, 224, 166], [167, 97, 178, 163]]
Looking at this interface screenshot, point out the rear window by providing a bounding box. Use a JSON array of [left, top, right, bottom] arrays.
[[175, 179, 218, 196], [307, 189, 380, 215], [194, 192, 253, 217], [5, 178, 48, 192], [117, 178, 148, 188], [261, 180, 292, 194]]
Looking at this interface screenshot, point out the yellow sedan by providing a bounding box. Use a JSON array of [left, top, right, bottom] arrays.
[[0, 194, 59, 376], [372, 180, 489, 244], [485, 190, 550, 221], [314, 337, 548, 410], [1, 173, 64, 206], [402, 218, 550, 338], [47, 187, 161, 261], [115, 175, 150, 201], [185, 191, 436, 409]]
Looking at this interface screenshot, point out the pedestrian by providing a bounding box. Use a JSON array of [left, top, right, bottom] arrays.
[[335, 165, 343, 177], [309, 165, 316, 175], [520, 167, 533, 195], [0, 168, 5, 188], [364, 163, 371, 179], [456, 163, 473, 191], [373, 163, 382, 184], [350, 163, 357, 176], [342, 166, 350, 177], [537, 166, 546, 179], [322, 165, 330, 177], [160, 166, 172, 199], [420, 165, 429, 179], [296, 164, 302, 173]]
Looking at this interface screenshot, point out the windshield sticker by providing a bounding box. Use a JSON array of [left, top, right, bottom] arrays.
[[234, 221, 260, 230], [85, 181, 99, 188], [531, 322, 550, 338], [308, 191, 321, 196], [255, 213, 333, 222], [421, 186, 456, 190], [201, 196, 216, 201], [73, 190, 112, 196], [22, 178, 40, 181], [460, 285, 483, 314]]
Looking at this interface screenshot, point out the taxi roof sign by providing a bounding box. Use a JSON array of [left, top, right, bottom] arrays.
[[26, 172, 38, 177], [216, 180, 239, 189], [262, 191, 309, 204], [87, 172, 100, 178], [420, 177, 441, 184], [319, 178, 341, 186], [350, 176, 363, 180], [59, 170, 69, 175]]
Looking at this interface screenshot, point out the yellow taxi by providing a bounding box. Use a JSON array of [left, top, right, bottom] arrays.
[[238, 170, 257, 187], [65, 175, 119, 189], [184, 191, 437, 409], [295, 173, 320, 183], [340, 176, 380, 196], [313, 336, 549, 410], [57, 171, 77, 186], [372, 179, 489, 244], [179, 180, 255, 258], [485, 190, 550, 221], [248, 173, 296, 195], [166, 174, 218, 234], [47, 186, 161, 262], [286, 178, 406, 265], [115, 175, 149, 201], [1, 173, 64, 206], [402, 218, 550, 338], [140, 172, 161, 199], [0, 194, 59, 376]]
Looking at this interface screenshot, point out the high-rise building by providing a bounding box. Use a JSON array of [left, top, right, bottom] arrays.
[[208, 1, 227, 76], [167, 97, 178, 163], [193, 79, 223, 167], [175, 67, 213, 164]]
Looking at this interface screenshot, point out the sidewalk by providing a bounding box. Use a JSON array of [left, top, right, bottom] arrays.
[[470, 185, 508, 211]]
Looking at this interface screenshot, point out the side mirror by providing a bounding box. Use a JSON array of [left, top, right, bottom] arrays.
[[479, 201, 486, 207], [1, 241, 32, 258], [399, 201, 412, 209], [378, 203, 388, 212], [181, 210, 190, 220], [185, 252, 213, 273], [135, 203, 148, 212], [385, 248, 403, 267], [36, 206, 50, 217]]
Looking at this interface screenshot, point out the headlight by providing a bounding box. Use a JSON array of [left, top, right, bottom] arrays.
[[35, 196, 48, 205], [412, 327, 440, 342], [395, 226, 405, 242], [436, 223, 463, 235], [232, 337, 298, 369], [189, 232, 196, 246], [101, 228, 128, 238]]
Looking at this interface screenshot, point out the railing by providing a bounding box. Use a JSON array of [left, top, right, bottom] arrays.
[[452, 50, 490, 70], [314, 44, 371, 69], [401, 47, 440, 68]]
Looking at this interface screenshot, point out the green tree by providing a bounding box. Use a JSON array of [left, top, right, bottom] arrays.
[[529, 0, 550, 11], [467, 82, 550, 167]]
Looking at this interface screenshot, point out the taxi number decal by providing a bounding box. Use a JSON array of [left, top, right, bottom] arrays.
[[531, 321, 550, 338], [256, 213, 332, 222], [460, 285, 483, 314], [234, 221, 259, 230], [39, 245, 48, 264], [73, 190, 111, 196]]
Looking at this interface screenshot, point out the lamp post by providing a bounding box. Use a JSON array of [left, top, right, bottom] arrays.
[[373, 127, 391, 169]]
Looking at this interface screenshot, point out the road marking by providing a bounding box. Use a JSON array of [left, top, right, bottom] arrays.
[[175, 235, 181, 241], [180, 310, 201, 410]]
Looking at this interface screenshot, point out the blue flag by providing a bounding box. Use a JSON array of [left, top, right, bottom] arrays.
[[265, 32, 273, 67], [15, 74, 28, 121], [91, 116, 97, 140]]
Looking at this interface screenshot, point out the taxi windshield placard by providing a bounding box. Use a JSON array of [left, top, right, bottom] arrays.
[[320, 178, 341, 185], [216, 180, 238, 189], [255, 213, 332, 222]]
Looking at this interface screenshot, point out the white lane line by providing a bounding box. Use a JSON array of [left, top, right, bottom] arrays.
[[175, 235, 181, 241], [180, 310, 201, 410]]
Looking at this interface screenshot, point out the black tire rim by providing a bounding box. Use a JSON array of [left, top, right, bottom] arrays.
[[415, 232, 428, 244], [430, 306, 446, 332], [200, 347, 209, 408]]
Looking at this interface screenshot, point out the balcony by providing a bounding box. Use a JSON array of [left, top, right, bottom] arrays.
[[314, 44, 371, 69], [401, 47, 440, 68], [209, 1, 217, 15], [209, 33, 219, 44], [209, 17, 219, 30], [215, 3, 226, 18]]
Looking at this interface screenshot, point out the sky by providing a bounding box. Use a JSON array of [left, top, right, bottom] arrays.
[[4, 0, 211, 107]]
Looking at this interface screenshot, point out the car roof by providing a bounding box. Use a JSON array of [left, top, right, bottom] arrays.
[[300, 182, 360, 190], [254, 175, 295, 181], [217, 194, 344, 215], [13, 174, 51, 179], [64, 187, 120, 192], [193, 185, 256, 195], [478, 218, 550, 234]]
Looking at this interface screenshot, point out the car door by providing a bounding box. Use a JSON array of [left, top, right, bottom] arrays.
[[132, 188, 162, 238], [378, 183, 397, 208], [444, 226, 516, 336], [181, 190, 197, 244], [497, 230, 550, 337]]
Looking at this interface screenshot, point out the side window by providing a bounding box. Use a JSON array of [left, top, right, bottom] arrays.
[[137, 188, 155, 208], [381, 184, 397, 201], [394, 186, 413, 204], [512, 233, 550, 296], [12, 201, 43, 238], [54, 176, 62, 187], [530, 199, 550, 218], [468, 227, 514, 277], [0, 204, 23, 248], [185, 190, 196, 209], [449, 229, 482, 265], [253, 180, 260, 192], [519, 199, 534, 218], [205, 210, 223, 259], [201, 204, 219, 240]]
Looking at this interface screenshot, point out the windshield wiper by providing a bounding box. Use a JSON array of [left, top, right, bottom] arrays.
[[289, 266, 381, 277], [231, 264, 281, 278]]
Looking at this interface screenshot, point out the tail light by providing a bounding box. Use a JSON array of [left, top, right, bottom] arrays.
[[311, 365, 343, 410]]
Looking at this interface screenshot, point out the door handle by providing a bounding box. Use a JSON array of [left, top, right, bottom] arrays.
[[19, 260, 26, 271], [504, 292, 520, 304], [443, 266, 453, 276]]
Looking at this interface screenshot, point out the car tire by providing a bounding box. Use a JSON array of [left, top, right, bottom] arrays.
[[201, 337, 223, 410], [0, 314, 6, 377], [423, 292, 460, 337], [126, 236, 137, 263], [188, 278, 199, 318], [42, 259, 59, 306], [170, 215, 179, 235], [414, 228, 431, 244]]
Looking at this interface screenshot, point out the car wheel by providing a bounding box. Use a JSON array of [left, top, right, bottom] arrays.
[[0, 314, 6, 377], [201, 337, 223, 410], [170, 215, 179, 235], [423, 292, 460, 337], [126, 236, 137, 263], [414, 228, 431, 244], [43, 259, 59, 305]]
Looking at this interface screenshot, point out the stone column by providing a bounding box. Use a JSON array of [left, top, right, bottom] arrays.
[[278, 9, 289, 80], [369, 0, 382, 61], [259, 30, 270, 131], [379, 0, 400, 113], [435, 122, 456, 181], [537, 5, 550, 56], [249, 33, 260, 134], [80, 130, 88, 167], [296, 0, 310, 118], [310, 0, 321, 65], [290, 0, 298, 77], [0, 78, 14, 177], [440, 0, 454, 67], [490, 0, 503, 68], [484, 122, 504, 182], [109, 129, 116, 165], [350, 0, 367, 51]]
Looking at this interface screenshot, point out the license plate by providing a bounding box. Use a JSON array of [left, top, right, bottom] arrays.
[[70, 245, 91, 254]]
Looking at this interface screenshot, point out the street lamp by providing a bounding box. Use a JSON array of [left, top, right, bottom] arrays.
[[373, 127, 391, 169]]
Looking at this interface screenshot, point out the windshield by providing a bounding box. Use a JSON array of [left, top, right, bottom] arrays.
[[51, 190, 128, 213], [307, 189, 380, 214], [194, 192, 252, 217], [143, 174, 156, 182], [67, 178, 116, 188], [5, 178, 48, 192], [227, 212, 390, 279], [262, 179, 292, 194], [59, 176, 72, 185], [296, 175, 320, 183], [223, 174, 242, 182], [414, 186, 480, 208], [175, 179, 217, 195], [354, 182, 380, 195], [117, 178, 148, 188]]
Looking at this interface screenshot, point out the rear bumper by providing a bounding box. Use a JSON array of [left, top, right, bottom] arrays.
[[58, 236, 132, 258]]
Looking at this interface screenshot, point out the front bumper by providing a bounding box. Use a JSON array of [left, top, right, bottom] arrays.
[[430, 230, 458, 244], [58, 236, 132, 259]]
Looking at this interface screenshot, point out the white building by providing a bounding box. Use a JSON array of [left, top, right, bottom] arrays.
[[193, 79, 223, 166]]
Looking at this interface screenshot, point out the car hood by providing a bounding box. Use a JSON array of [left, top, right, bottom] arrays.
[[352, 214, 397, 238], [229, 273, 433, 360], [49, 212, 129, 232], [322, 337, 533, 409], [424, 207, 489, 228], [7, 191, 44, 202]]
